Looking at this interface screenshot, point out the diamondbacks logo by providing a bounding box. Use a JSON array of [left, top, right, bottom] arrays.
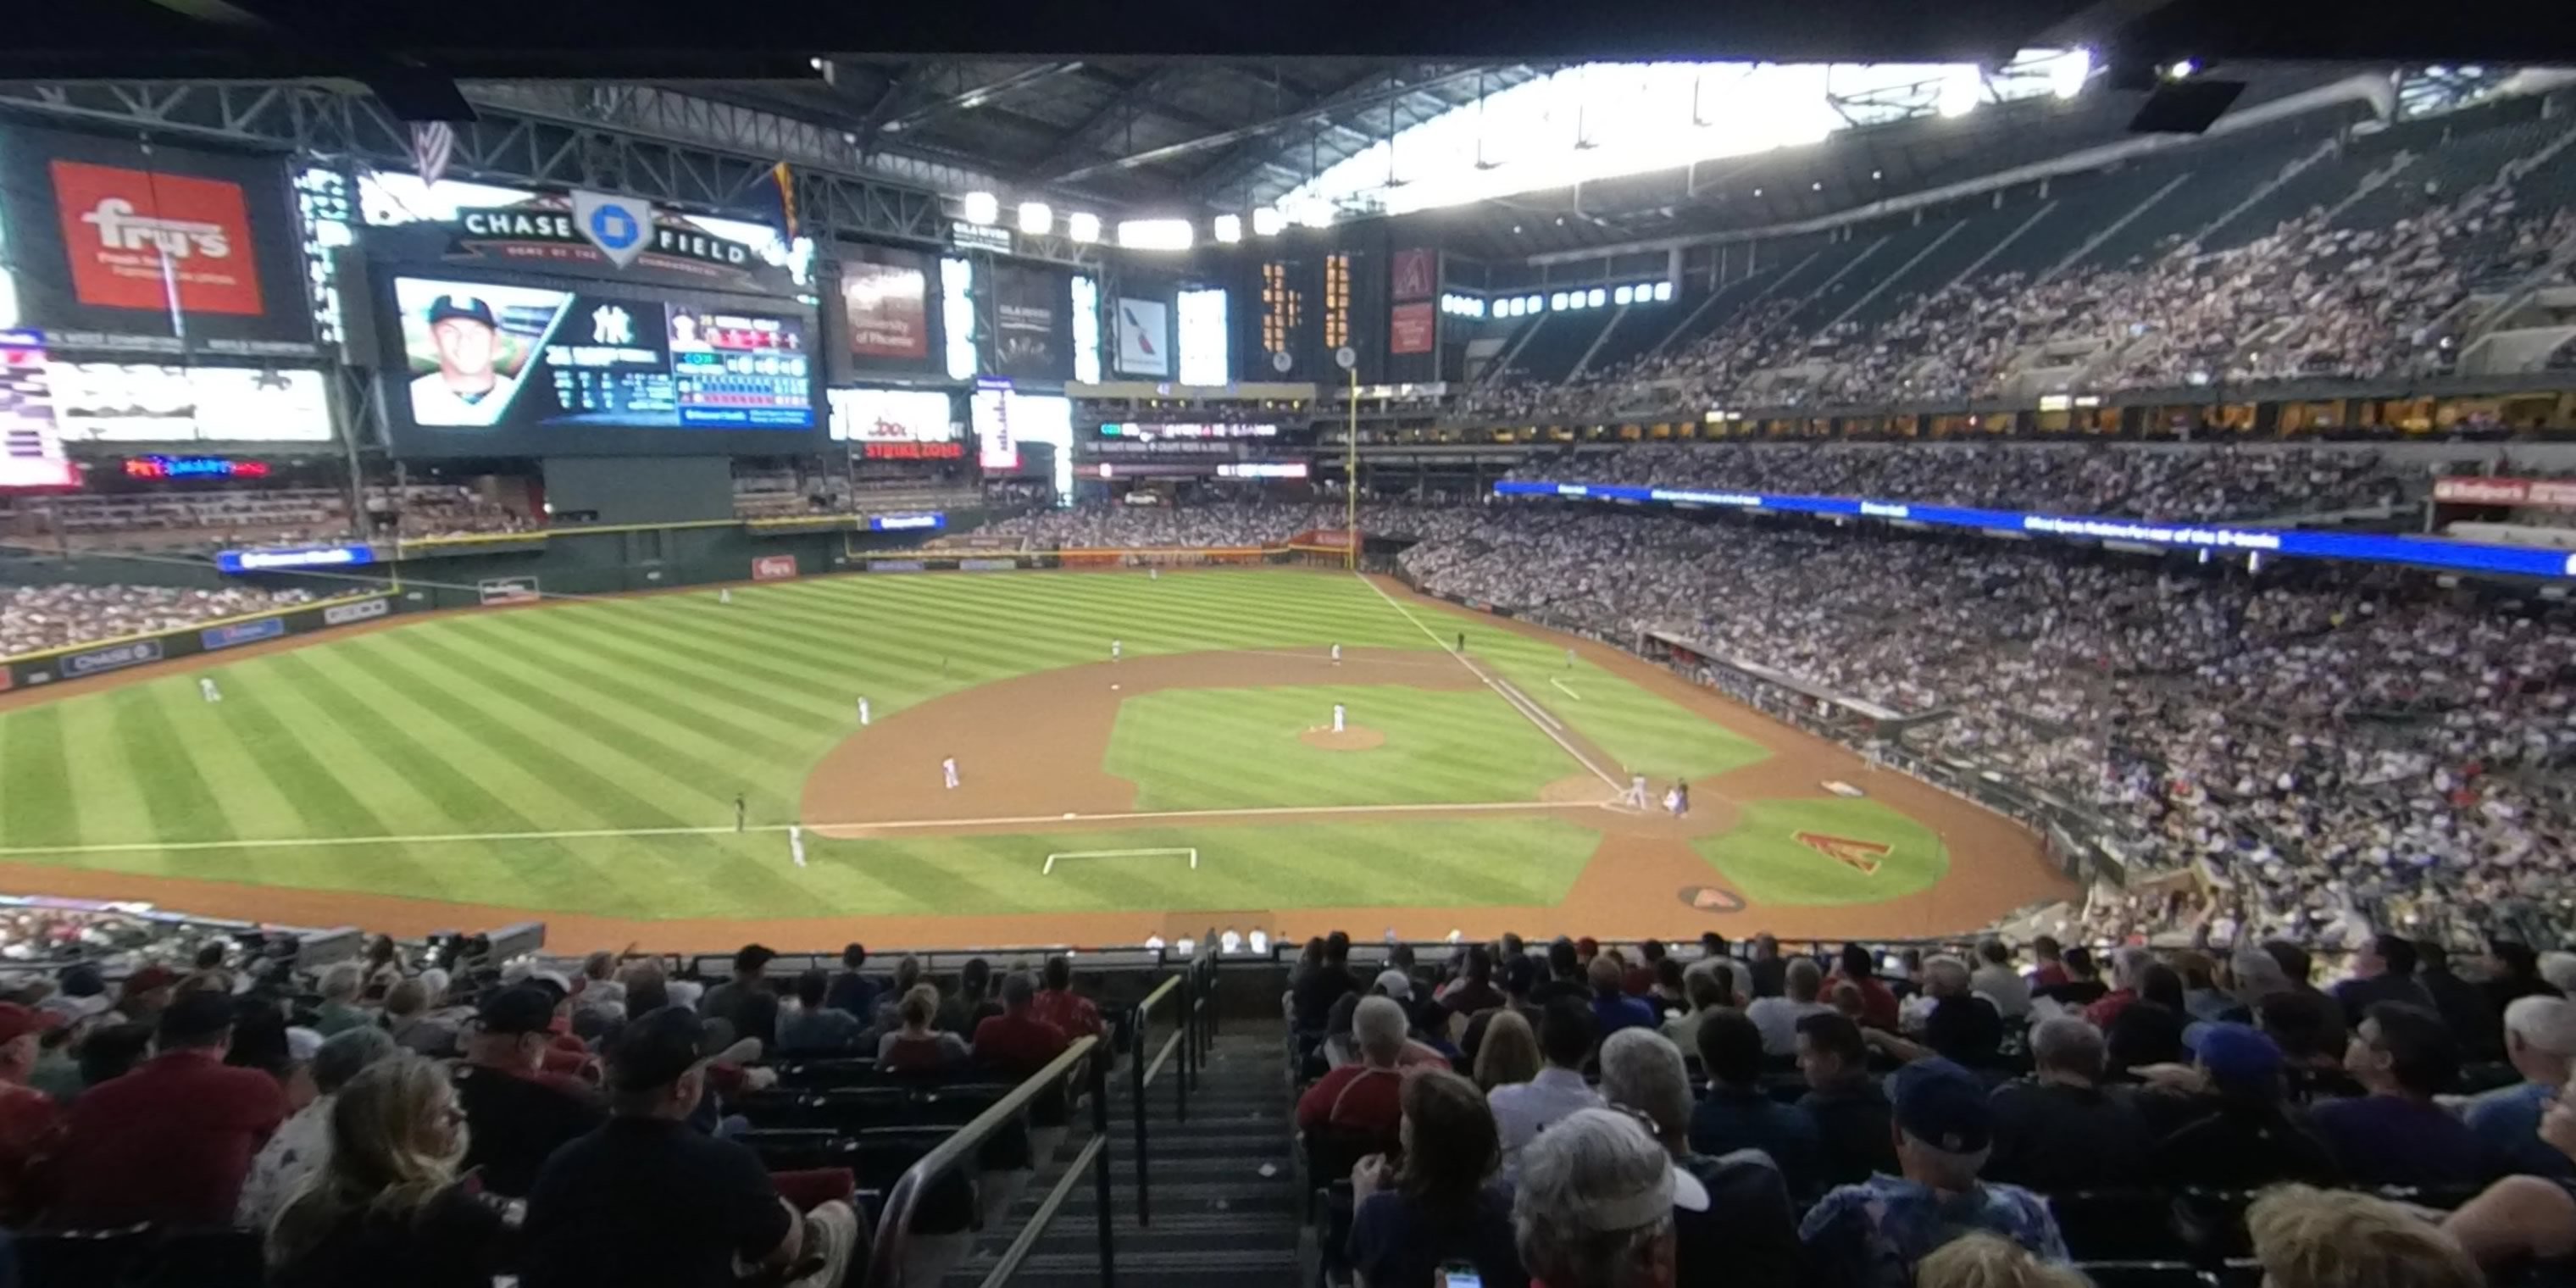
[[51, 160, 262, 315], [1795, 831, 1892, 874]]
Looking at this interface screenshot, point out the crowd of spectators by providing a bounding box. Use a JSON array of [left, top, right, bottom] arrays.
[[1294, 926, 2573, 1288], [1461, 151, 2576, 425], [1505, 441, 2418, 522], [1388, 503, 2575, 949], [0, 931, 1136, 1287], [0, 584, 319, 658], [984, 500, 1486, 550]]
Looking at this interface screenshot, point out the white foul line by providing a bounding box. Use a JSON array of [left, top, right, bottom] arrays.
[[0, 798, 1609, 859], [1353, 574, 1625, 791], [1551, 677, 1583, 701]]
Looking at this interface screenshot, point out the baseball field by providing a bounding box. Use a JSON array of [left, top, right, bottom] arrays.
[[0, 569, 2072, 949]]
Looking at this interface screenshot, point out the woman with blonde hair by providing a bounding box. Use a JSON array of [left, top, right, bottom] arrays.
[[878, 983, 970, 1073], [1914, 1232, 2091, 1288], [267, 1055, 514, 1288], [1472, 1009, 1541, 1093]]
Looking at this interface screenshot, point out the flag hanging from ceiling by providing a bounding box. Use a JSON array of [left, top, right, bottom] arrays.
[[409, 122, 456, 188], [752, 161, 800, 243]]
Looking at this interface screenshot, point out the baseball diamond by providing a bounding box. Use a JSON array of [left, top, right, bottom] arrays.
[[0, 568, 2068, 949]]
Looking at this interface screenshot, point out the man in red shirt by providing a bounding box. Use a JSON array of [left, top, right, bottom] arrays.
[[2085, 947, 2154, 1030], [1295, 997, 1413, 1146], [1828, 945, 1901, 1031], [972, 972, 1069, 1076], [1029, 956, 1102, 1041], [51, 991, 286, 1227], [0, 1002, 64, 1223]]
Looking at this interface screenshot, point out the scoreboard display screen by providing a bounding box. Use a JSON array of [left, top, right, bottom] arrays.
[[383, 275, 819, 457]]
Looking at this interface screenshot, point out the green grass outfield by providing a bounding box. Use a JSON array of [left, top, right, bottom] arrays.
[[0, 570, 1784, 920]]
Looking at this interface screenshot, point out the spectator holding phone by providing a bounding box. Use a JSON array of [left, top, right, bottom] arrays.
[[1348, 1069, 1525, 1288]]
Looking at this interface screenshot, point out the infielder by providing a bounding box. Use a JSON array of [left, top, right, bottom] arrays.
[[1111, 639, 1123, 663], [942, 756, 960, 790], [1330, 642, 1342, 664], [1332, 703, 1346, 734], [788, 823, 807, 869], [857, 697, 871, 726], [198, 677, 222, 703]]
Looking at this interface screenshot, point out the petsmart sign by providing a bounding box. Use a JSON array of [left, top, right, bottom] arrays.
[[200, 617, 287, 650], [215, 543, 377, 574]]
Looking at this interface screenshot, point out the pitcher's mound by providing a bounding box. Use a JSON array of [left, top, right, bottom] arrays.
[[1301, 725, 1385, 751]]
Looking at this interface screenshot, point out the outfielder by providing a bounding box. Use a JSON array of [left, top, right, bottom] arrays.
[[788, 824, 807, 869], [942, 756, 960, 790], [857, 697, 871, 726], [734, 792, 747, 832], [199, 677, 222, 703], [1111, 639, 1122, 663], [719, 587, 732, 605]]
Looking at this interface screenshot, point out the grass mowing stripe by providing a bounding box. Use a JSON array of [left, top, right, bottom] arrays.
[[190, 670, 450, 897], [501, 609, 855, 735], [387, 630, 749, 824], [107, 686, 236, 846], [51, 694, 160, 848], [440, 618, 813, 767], [0, 708, 73, 849], [264, 652, 632, 915], [811, 835, 1036, 917]]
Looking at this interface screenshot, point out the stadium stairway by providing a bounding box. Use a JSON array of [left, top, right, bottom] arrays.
[[942, 1032, 1301, 1288]]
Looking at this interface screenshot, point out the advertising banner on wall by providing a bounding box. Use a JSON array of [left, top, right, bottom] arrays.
[[991, 264, 1071, 380], [827, 387, 954, 442], [751, 553, 798, 580], [1391, 248, 1435, 302], [47, 362, 332, 442], [1114, 297, 1171, 377], [1390, 301, 1435, 355], [0, 125, 317, 357], [838, 248, 933, 363], [0, 331, 78, 489]]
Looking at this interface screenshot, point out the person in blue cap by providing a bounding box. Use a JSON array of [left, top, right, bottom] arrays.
[[2139, 1020, 2343, 1190], [1797, 1058, 2067, 1288]]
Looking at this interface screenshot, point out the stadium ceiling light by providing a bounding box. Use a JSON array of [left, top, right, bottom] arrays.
[[1613, 285, 1634, 305], [1549, 291, 1568, 310], [1251, 207, 1287, 236], [2051, 48, 2093, 99], [1117, 218, 1196, 251], [959, 191, 1001, 225], [1524, 295, 1542, 313], [1937, 65, 1984, 118], [1654, 280, 1674, 302], [1065, 211, 1102, 243], [1586, 287, 1607, 307], [2166, 58, 2197, 80], [1018, 201, 1053, 236], [1213, 214, 1243, 243]]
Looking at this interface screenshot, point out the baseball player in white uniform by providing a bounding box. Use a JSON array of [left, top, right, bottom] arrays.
[[719, 588, 732, 605], [1330, 642, 1341, 664], [1332, 703, 1346, 734], [199, 676, 222, 703], [857, 697, 871, 726], [408, 295, 523, 427], [1627, 773, 1650, 809], [1111, 639, 1122, 663], [788, 824, 807, 869], [942, 757, 960, 790]]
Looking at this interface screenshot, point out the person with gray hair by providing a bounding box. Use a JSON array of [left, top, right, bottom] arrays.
[[236, 1025, 398, 1228], [974, 970, 1072, 1078], [1985, 1018, 2154, 1193], [1296, 996, 1413, 1144], [2085, 946, 2157, 1030], [2464, 996, 2576, 1180], [1747, 958, 1832, 1058], [1511, 1108, 1686, 1288], [1599, 1030, 1799, 1288], [1970, 939, 2031, 1021], [311, 962, 373, 1036], [1802, 1058, 2066, 1288]]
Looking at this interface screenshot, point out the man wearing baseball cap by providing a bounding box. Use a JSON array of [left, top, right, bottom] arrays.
[[1798, 1058, 2067, 1288], [52, 990, 286, 1227], [452, 985, 602, 1198], [2145, 1021, 2342, 1190], [523, 1006, 857, 1288], [410, 292, 524, 427]]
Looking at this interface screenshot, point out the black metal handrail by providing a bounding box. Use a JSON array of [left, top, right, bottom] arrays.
[[1127, 971, 1193, 1225], [862, 1033, 1108, 1288]]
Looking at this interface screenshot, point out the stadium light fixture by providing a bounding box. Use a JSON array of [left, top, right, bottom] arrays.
[[1549, 292, 1568, 311], [1524, 295, 1542, 314], [2166, 58, 2197, 80], [1017, 201, 1053, 235], [1213, 214, 1243, 243], [2051, 48, 2093, 98], [1653, 280, 1674, 302], [1117, 218, 1196, 251], [960, 191, 1001, 225], [1066, 211, 1102, 243], [1937, 66, 1983, 118], [1614, 285, 1634, 305], [1251, 206, 1286, 236], [1586, 287, 1607, 308]]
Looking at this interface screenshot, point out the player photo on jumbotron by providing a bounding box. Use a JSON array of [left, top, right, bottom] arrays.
[[394, 279, 570, 428]]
